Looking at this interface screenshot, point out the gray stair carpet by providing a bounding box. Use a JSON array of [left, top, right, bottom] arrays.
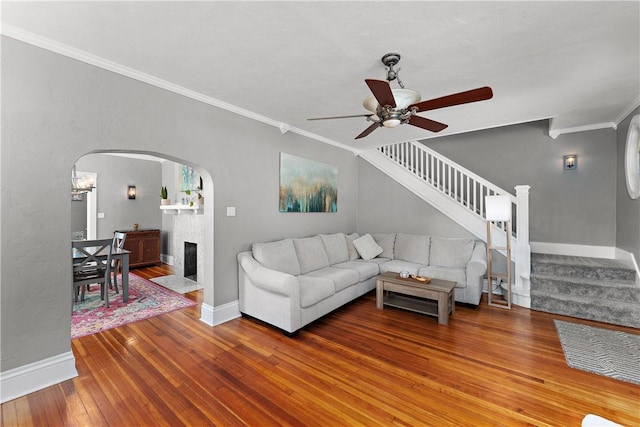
[[530, 253, 640, 328]]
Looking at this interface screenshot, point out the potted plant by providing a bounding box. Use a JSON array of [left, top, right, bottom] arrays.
[[185, 187, 203, 206], [160, 186, 171, 205]]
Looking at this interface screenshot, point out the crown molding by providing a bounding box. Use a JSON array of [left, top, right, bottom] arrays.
[[1, 25, 356, 153], [615, 95, 640, 125], [548, 121, 617, 139]]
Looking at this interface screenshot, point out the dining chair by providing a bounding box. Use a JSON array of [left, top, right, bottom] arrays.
[[109, 232, 127, 293], [72, 238, 113, 308]]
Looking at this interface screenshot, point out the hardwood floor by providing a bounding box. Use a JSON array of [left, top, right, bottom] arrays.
[[2, 264, 639, 426]]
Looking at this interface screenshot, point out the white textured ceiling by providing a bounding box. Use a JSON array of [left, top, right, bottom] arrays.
[[2, 1, 639, 150]]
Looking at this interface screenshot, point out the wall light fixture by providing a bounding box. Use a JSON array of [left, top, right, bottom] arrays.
[[563, 154, 577, 170], [127, 185, 137, 199]]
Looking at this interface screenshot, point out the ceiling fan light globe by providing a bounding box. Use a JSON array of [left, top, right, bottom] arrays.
[[383, 118, 401, 128], [363, 89, 421, 112]]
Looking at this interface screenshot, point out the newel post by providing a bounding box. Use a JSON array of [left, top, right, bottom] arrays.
[[514, 185, 531, 308]]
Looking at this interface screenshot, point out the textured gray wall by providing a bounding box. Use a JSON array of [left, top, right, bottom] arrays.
[[419, 120, 618, 246], [616, 107, 640, 261], [357, 159, 475, 239], [76, 154, 162, 238], [1, 37, 357, 371]]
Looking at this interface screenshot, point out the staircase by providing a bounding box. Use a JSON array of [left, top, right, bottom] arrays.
[[358, 141, 532, 307], [530, 253, 640, 328]]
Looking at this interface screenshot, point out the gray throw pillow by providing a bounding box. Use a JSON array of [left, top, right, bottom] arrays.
[[352, 234, 383, 260]]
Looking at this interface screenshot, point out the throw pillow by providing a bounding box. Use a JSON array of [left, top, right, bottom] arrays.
[[352, 234, 383, 260]]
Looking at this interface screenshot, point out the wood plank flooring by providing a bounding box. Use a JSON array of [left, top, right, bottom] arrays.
[[2, 264, 639, 426]]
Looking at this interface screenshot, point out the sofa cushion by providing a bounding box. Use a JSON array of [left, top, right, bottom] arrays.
[[333, 260, 380, 282], [345, 233, 361, 261], [429, 237, 475, 268], [373, 233, 396, 259], [252, 238, 301, 276], [419, 265, 467, 288], [394, 233, 430, 264], [298, 276, 335, 308], [320, 233, 350, 265], [379, 260, 425, 276], [293, 235, 331, 274], [305, 267, 360, 292]]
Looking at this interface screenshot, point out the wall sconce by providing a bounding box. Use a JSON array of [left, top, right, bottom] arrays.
[[127, 185, 137, 199], [563, 154, 577, 170]]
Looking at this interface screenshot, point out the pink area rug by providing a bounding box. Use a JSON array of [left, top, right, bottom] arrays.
[[72, 273, 196, 339]]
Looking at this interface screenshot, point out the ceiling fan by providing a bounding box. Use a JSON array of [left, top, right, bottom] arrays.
[[308, 53, 493, 139]]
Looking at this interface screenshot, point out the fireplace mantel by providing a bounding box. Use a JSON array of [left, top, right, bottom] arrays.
[[160, 204, 203, 215]]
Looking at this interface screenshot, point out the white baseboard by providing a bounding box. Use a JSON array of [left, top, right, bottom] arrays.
[[160, 254, 174, 266], [199, 300, 241, 327], [531, 242, 617, 259], [0, 351, 77, 403]]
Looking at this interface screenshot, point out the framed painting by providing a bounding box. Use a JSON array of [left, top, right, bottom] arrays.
[[279, 153, 338, 213], [179, 165, 200, 191]]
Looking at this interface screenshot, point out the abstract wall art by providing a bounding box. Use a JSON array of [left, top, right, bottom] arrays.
[[279, 153, 338, 213], [179, 165, 200, 191]]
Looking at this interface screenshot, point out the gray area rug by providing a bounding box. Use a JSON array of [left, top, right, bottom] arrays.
[[555, 320, 640, 385], [150, 275, 203, 294]]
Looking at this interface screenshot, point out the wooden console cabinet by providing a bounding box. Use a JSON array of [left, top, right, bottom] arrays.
[[117, 229, 161, 268]]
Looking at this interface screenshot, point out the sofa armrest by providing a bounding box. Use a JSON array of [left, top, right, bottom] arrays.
[[466, 242, 487, 278], [238, 251, 298, 297]]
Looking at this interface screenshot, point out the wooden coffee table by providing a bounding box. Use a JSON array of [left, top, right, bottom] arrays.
[[376, 271, 456, 325]]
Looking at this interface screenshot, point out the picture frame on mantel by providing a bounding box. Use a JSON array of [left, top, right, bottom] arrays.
[[179, 165, 201, 192]]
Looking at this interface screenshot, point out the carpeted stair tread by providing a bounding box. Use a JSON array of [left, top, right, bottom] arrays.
[[531, 291, 640, 328], [531, 253, 635, 269], [531, 253, 636, 282], [530, 274, 640, 302]]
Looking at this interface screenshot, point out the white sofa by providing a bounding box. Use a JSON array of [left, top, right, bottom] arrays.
[[238, 232, 487, 334]]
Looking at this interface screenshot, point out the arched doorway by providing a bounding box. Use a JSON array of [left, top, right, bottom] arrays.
[[70, 150, 215, 329]]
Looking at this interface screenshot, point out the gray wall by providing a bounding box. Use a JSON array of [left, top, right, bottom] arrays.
[[1, 36, 358, 371], [76, 154, 162, 237], [420, 120, 618, 246], [357, 159, 475, 239], [616, 107, 640, 261]]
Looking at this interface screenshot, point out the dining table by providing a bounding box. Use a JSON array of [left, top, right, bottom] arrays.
[[72, 239, 132, 302]]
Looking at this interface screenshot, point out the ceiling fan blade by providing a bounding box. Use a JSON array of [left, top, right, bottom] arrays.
[[408, 115, 448, 133], [409, 86, 493, 113], [355, 122, 381, 139], [365, 79, 396, 108], [307, 114, 373, 121]]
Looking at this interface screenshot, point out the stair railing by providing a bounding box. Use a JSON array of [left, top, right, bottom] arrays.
[[377, 141, 516, 231]]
